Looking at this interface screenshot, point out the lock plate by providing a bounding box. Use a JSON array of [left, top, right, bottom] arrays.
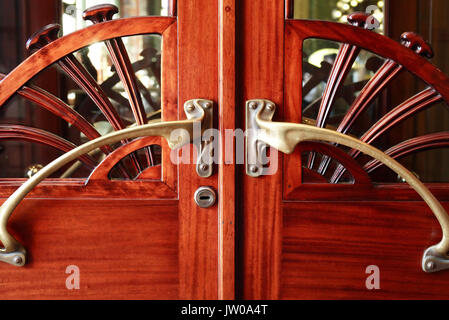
[[194, 186, 216, 208]]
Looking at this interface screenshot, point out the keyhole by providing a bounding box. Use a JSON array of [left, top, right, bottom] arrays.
[[194, 186, 217, 208]]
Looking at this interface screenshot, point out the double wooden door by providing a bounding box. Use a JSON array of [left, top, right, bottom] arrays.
[[0, 0, 449, 300]]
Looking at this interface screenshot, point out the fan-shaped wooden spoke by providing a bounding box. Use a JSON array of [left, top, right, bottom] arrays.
[[101, 48, 160, 112], [27, 28, 146, 175], [0, 125, 96, 168], [83, 4, 154, 166], [316, 60, 405, 175], [317, 32, 435, 176], [364, 132, 449, 173], [302, 79, 369, 116], [0, 74, 111, 155], [0, 8, 175, 181], [331, 87, 443, 183], [0, 17, 175, 177], [307, 13, 370, 169]]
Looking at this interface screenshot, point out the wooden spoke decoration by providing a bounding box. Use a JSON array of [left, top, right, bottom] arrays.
[[0, 5, 172, 180], [286, 12, 449, 185], [306, 12, 372, 169]]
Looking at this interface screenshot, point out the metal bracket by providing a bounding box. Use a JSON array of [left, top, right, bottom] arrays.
[[245, 99, 276, 177], [0, 247, 26, 267], [184, 99, 214, 178], [422, 245, 449, 273]]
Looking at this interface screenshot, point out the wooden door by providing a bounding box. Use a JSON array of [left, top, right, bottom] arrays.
[[237, 0, 449, 299], [0, 0, 221, 299], [1, 0, 449, 301]]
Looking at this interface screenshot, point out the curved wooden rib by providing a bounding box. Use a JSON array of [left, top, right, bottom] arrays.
[[88, 136, 161, 182], [337, 60, 403, 134], [0, 73, 112, 155], [297, 141, 372, 185], [364, 132, 449, 173], [0, 125, 96, 168], [0, 17, 174, 107], [287, 20, 449, 103], [302, 79, 369, 116], [26, 24, 126, 133], [331, 88, 443, 182], [19, 85, 104, 142]]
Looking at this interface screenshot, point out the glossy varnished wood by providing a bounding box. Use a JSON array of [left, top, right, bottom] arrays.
[[0, 198, 179, 299], [178, 0, 219, 299], [281, 201, 449, 299], [237, 0, 284, 300], [218, 0, 236, 300]]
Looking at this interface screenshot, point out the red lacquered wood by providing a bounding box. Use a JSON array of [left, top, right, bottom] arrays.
[[100, 48, 159, 111], [0, 74, 112, 156], [280, 17, 449, 300], [218, 0, 236, 300], [0, 179, 177, 200], [160, 22, 178, 191], [308, 13, 369, 169], [316, 60, 402, 175], [302, 168, 328, 183], [285, 0, 293, 19], [178, 0, 219, 299], [17, 85, 103, 143], [336, 60, 402, 135], [135, 165, 161, 180], [285, 183, 449, 202], [281, 201, 449, 299], [237, 0, 284, 300], [88, 137, 161, 182], [364, 132, 449, 173], [400, 31, 434, 59], [0, 125, 96, 168], [0, 199, 179, 299], [314, 13, 369, 130], [361, 88, 442, 146]]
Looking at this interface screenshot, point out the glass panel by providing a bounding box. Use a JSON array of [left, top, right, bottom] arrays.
[[302, 38, 386, 130], [0, 33, 162, 179], [302, 39, 449, 183]]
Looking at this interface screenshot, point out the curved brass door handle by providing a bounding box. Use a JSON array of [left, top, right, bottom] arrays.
[[246, 99, 449, 273], [0, 99, 213, 267]]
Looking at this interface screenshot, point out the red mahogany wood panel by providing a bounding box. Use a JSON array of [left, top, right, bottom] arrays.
[[177, 0, 219, 299], [0, 199, 179, 299], [281, 201, 449, 299], [218, 0, 236, 300], [236, 0, 284, 300]]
